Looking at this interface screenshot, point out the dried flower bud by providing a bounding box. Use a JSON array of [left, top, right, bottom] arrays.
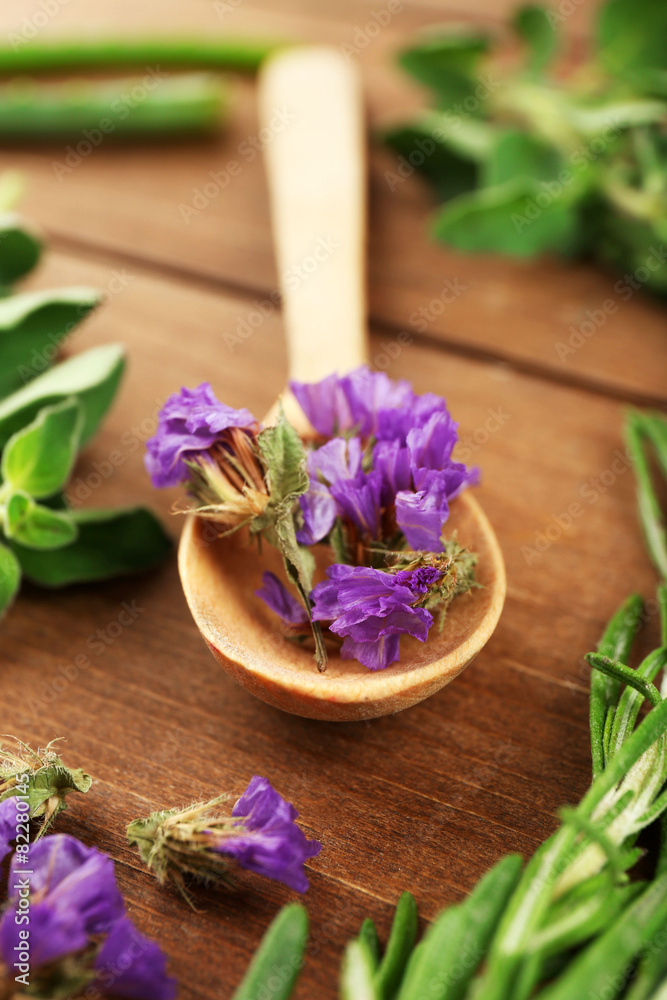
[[127, 776, 321, 903]]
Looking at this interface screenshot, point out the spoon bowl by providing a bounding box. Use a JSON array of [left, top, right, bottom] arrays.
[[178, 490, 505, 721]]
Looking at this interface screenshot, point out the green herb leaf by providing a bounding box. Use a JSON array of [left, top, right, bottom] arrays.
[[341, 939, 381, 1000], [481, 131, 562, 189], [512, 5, 558, 76], [2, 397, 83, 498], [0, 212, 42, 284], [535, 873, 667, 1000], [383, 123, 479, 200], [5, 490, 78, 549], [398, 31, 491, 109], [10, 505, 171, 585], [374, 892, 418, 1000], [358, 919, 381, 970], [0, 539, 20, 616], [257, 411, 309, 507], [231, 904, 308, 1000], [598, 0, 667, 78], [0, 342, 125, 449], [433, 178, 579, 258], [589, 593, 644, 778], [0, 286, 101, 398]]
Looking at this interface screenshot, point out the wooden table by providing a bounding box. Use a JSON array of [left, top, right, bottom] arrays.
[[1, 1, 665, 996]]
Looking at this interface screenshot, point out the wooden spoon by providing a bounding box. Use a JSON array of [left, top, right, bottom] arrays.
[[178, 47, 506, 722]]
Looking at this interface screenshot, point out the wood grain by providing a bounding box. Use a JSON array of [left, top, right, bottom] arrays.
[[0, 1, 665, 997]]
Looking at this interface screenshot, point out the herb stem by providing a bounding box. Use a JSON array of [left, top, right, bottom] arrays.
[[0, 76, 226, 140], [625, 413, 667, 582], [0, 38, 283, 76]]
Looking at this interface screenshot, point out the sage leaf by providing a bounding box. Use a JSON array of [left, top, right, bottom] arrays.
[[0, 286, 101, 397], [481, 131, 563, 189], [597, 0, 667, 78], [512, 5, 558, 76], [5, 490, 78, 549], [433, 179, 579, 258], [0, 539, 20, 616], [10, 505, 171, 585], [2, 397, 83, 498], [0, 212, 42, 284], [398, 32, 490, 108], [341, 939, 381, 1000], [231, 904, 308, 1000], [0, 342, 125, 449], [383, 123, 479, 200]]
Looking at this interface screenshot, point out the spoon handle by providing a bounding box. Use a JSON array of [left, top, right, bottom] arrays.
[[259, 47, 368, 383]]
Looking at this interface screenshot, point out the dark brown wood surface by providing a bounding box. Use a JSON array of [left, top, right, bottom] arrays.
[[1, 2, 665, 997]]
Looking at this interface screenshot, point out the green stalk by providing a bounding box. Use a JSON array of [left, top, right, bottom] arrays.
[[0, 76, 226, 140], [0, 38, 284, 76], [625, 412, 667, 582]]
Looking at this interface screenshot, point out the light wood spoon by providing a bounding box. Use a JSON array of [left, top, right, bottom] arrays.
[[178, 47, 506, 721]]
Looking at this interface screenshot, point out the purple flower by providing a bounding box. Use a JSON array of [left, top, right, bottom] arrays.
[[0, 798, 15, 864], [290, 367, 416, 438], [297, 438, 362, 545], [330, 470, 383, 539], [145, 382, 256, 488], [219, 776, 322, 893], [373, 440, 412, 505], [0, 835, 175, 999], [256, 572, 308, 626], [396, 471, 451, 552], [95, 918, 177, 1000], [406, 411, 458, 472], [311, 564, 434, 670], [393, 566, 443, 594]]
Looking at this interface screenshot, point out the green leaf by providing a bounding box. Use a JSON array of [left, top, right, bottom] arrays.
[[535, 874, 667, 1000], [0, 212, 42, 284], [589, 593, 644, 778], [0, 286, 101, 397], [433, 178, 579, 258], [257, 410, 309, 507], [231, 904, 308, 1000], [398, 31, 491, 109], [383, 123, 478, 200], [482, 131, 562, 188], [0, 539, 20, 616], [5, 490, 78, 549], [374, 893, 418, 1000], [358, 919, 381, 970], [0, 343, 125, 449], [598, 0, 667, 77], [11, 505, 171, 585], [25, 764, 92, 820], [513, 5, 558, 76], [2, 397, 83, 498], [341, 939, 380, 1000]]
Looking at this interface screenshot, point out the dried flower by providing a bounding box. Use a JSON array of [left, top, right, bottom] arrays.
[[0, 834, 176, 999], [127, 776, 321, 901], [148, 368, 480, 671], [145, 382, 257, 488], [0, 736, 91, 833]]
